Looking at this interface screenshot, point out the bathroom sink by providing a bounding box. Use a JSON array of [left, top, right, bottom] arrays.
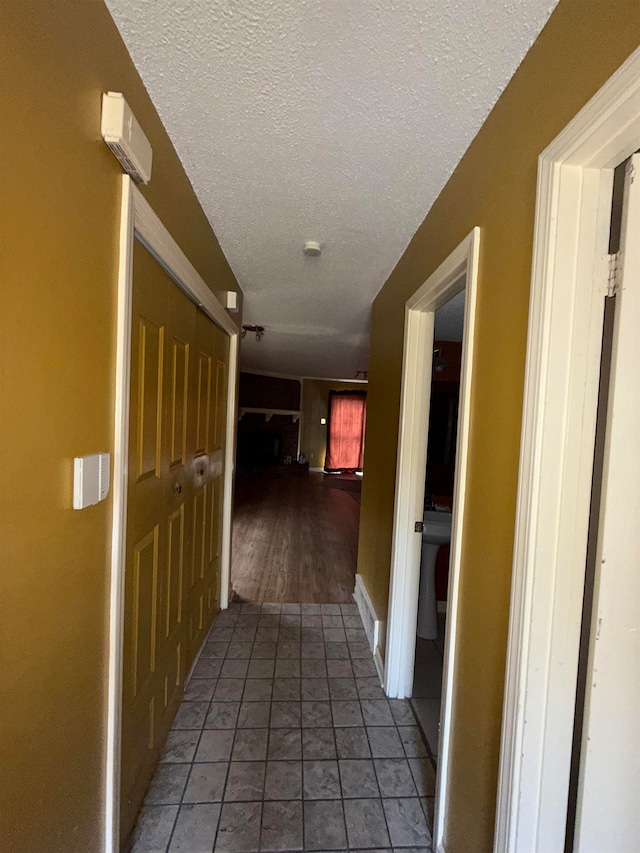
[[417, 510, 452, 640], [422, 510, 452, 544]]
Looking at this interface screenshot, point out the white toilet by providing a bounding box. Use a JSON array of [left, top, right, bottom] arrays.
[[417, 510, 452, 639]]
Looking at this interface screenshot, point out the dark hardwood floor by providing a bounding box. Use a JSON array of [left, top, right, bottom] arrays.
[[231, 472, 360, 603]]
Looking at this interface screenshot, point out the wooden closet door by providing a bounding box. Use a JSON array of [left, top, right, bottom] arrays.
[[183, 310, 227, 665], [157, 278, 196, 732], [120, 240, 229, 839], [121, 240, 172, 838]]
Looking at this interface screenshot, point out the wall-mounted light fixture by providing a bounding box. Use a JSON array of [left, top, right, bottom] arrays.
[[241, 325, 265, 342]]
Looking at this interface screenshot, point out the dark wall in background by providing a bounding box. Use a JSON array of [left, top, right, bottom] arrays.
[[237, 373, 301, 473], [239, 372, 301, 410]]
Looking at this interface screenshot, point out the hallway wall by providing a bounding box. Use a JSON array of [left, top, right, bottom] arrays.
[[356, 2, 640, 850], [0, 2, 240, 850]]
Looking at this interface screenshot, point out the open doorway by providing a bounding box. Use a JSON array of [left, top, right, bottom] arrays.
[[384, 227, 480, 850], [411, 298, 465, 762], [496, 48, 640, 852], [231, 371, 366, 603]]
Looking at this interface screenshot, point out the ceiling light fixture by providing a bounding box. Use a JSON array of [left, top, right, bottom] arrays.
[[241, 324, 265, 342]]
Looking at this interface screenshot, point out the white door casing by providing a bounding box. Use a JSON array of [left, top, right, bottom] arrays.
[[496, 47, 640, 852], [573, 155, 639, 853], [384, 227, 480, 853], [105, 176, 239, 853]]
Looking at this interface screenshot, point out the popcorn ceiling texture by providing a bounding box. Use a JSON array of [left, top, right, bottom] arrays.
[[105, 0, 558, 378]]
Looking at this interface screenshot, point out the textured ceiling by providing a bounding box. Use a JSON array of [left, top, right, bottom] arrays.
[[105, 0, 557, 379]]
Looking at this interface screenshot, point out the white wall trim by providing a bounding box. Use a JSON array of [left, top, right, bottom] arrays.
[[104, 176, 135, 853], [220, 331, 238, 610], [384, 227, 480, 853], [495, 46, 640, 853], [104, 177, 240, 853], [353, 574, 385, 684], [373, 647, 385, 687]]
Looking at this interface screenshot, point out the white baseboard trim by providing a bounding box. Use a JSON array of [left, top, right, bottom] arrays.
[[353, 574, 385, 685], [374, 647, 385, 685]]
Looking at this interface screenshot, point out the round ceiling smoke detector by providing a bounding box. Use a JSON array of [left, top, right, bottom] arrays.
[[303, 240, 322, 257]]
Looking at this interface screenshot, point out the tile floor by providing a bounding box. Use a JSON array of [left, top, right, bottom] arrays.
[[411, 613, 445, 763], [129, 602, 434, 852]]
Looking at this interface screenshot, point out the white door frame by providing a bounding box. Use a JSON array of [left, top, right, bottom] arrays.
[[495, 47, 640, 853], [384, 227, 480, 852], [104, 176, 239, 852], [573, 153, 639, 852]]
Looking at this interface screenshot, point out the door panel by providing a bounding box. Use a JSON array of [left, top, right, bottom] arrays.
[[184, 310, 216, 661], [168, 337, 189, 469], [194, 351, 212, 457], [120, 239, 229, 841], [131, 526, 159, 697], [135, 317, 164, 480], [159, 278, 196, 739], [574, 155, 640, 851], [121, 242, 168, 838], [164, 505, 184, 639], [214, 358, 226, 448]]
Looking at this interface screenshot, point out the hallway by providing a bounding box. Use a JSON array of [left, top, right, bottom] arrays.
[[231, 474, 360, 604], [128, 602, 434, 852]]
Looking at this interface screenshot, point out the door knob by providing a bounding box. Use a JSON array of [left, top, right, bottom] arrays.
[[174, 482, 183, 495]]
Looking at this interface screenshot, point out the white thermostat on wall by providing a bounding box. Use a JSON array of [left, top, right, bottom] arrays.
[[73, 453, 111, 509]]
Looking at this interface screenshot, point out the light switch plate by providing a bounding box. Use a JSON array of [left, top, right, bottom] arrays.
[[73, 452, 111, 509]]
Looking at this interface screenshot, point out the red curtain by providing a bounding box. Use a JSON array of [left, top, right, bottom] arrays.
[[325, 391, 367, 471]]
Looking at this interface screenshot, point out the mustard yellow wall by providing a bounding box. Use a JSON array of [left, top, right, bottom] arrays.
[[357, 2, 640, 850], [0, 2, 240, 850], [301, 379, 368, 469]]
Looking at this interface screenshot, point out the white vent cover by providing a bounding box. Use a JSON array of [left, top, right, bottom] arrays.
[[101, 92, 152, 184]]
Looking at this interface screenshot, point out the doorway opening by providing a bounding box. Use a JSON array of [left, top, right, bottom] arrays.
[[496, 46, 640, 852], [411, 300, 465, 764], [384, 227, 480, 850], [231, 372, 367, 604]]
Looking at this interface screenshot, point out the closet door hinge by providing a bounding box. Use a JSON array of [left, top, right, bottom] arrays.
[[607, 252, 621, 297]]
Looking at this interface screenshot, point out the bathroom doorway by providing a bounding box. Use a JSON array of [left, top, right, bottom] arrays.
[[411, 299, 465, 762], [384, 228, 480, 850]]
